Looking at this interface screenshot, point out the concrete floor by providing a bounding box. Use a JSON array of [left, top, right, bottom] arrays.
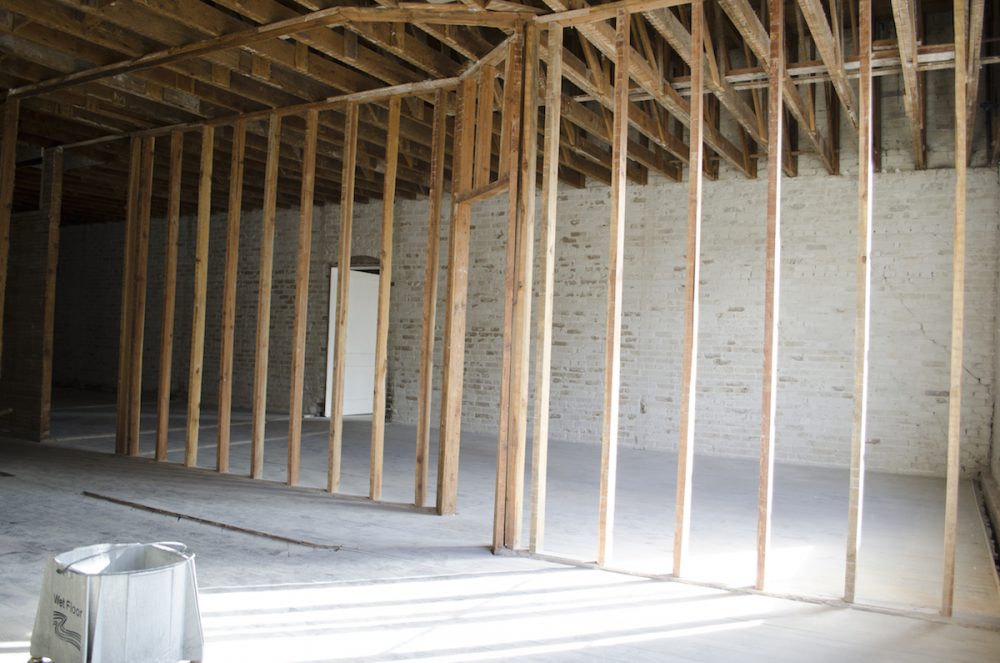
[[1, 390, 998, 661]]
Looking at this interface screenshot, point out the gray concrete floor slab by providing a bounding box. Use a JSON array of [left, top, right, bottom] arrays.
[[0, 389, 998, 661]]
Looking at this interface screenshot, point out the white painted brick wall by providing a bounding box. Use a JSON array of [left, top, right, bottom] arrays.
[[385, 168, 998, 478]]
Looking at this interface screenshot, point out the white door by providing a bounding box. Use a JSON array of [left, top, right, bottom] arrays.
[[325, 267, 379, 417]]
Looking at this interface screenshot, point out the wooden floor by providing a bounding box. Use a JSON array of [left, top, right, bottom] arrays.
[[0, 391, 997, 661]]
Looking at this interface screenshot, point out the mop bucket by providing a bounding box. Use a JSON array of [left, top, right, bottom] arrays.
[[29, 542, 203, 663]]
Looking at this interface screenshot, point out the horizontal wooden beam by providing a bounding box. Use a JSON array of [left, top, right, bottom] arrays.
[[536, 0, 689, 26], [6, 6, 518, 102]]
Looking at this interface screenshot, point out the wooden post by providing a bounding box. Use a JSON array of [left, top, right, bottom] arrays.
[[184, 126, 214, 468], [370, 98, 401, 501], [156, 130, 183, 462], [288, 110, 318, 486], [217, 120, 245, 472], [504, 24, 539, 550], [127, 136, 155, 456], [0, 99, 19, 377], [598, 9, 630, 566], [40, 148, 63, 439], [493, 31, 524, 549], [845, 0, 873, 604], [674, 0, 705, 579], [437, 76, 477, 515], [251, 113, 282, 480], [756, 0, 784, 590], [116, 138, 142, 455], [415, 89, 448, 507], [530, 23, 564, 554], [328, 102, 359, 493], [942, 0, 968, 618]]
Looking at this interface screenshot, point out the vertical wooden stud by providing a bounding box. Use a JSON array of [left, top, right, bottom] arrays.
[[127, 135, 155, 456], [674, 0, 705, 579], [288, 110, 318, 486], [437, 77, 477, 515], [942, 0, 968, 618], [493, 30, 524, 549], [504, 24, 540, 550], [328, 102, 359, 493], [756, 0, 784, 590], [40, 148, 63, 439], [0, 99, 19, 377], [845, 0, 874, 604], [184, 126, 214, 468], [598, 10, 630, 566], [156, 130, 183, 462], [530, 23, 564, 554], [250, 113, 282, 480], [217, 120, 245, 472], [370, 98, 401, 500], [415, 89, 448, 507], [116, 138, 142, 455]]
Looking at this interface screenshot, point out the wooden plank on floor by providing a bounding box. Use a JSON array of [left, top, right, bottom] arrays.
[[116, 137, 142, 456], [437, 76, 477, 516], [371, 97, 401, 501], [674, 0, 704, 579], [845, 0, 873, 604], [415, 89, 448, 508], [0, 99, 19, 378], [40, 148, 63, 439], [505, 24, 540, 551], [942, 0, 968, 619], [251, 113, 282, 480], [494, 31, 524, 550], [328, 102, 359, 494], [217, 120, 245, 473], [598, 9, 630, 567], [288, 110, 318, 487], [156, 130, 184, 462], [530, 22, 564, 554], [127, 135, 156, 457], [756, 0, 784, 590], [184, 126, 214, 468]]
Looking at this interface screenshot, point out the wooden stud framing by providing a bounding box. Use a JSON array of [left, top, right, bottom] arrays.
[[597, 9, 630, 566], [288, 110, 319, 486], [415, 89, 448, 507], [673, 0, 704, 579], [494, 29, 525, 550], [0, 99, 19, 378], [156, 130, 183, 462], [184, 126, 214, 468], [127, 135, 156, 457], [40, 148, 63, 439], [437, 76, 477, 516], [251, 113, 282, 480], [504, 24, 540, 550], [845, 0, 874, 604], [942, 0, 968, 619], [116, 138, 142, 456], [370, 97, 401, 501], [217, 120, 245, 472], [755, 0, 784, 591], [530, 22, 564, 554], [328, 102, 359, 494]]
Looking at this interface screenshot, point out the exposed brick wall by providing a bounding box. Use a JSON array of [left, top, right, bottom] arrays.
[[384, 168, 999, 478]]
